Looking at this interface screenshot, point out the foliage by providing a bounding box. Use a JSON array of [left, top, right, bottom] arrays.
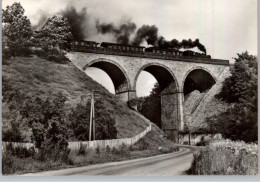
[[216, 52, 257, 103], [3, 90, 71, 153], [187, 139, 258, 175], [105, 145, 111, 153], [207, 52, 257, 142], [78, 143, 87, 155], [2, 2, 33, 57], [119, 143, 130, 156], [4, 143, 36, 158], [127, 98, 138, 108], [33, 15, 72, 62], [21, 92, 70, 149], [68, 97, 118, 141], [2, 121, 23, 142], [137, 83, 161, 127]]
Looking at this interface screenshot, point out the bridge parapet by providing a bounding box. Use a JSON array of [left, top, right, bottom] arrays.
[[70, 41, 229, 66]]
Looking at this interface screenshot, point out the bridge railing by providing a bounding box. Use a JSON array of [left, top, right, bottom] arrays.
[[2, 124, 152, 152], [70, 45, 229, 65]]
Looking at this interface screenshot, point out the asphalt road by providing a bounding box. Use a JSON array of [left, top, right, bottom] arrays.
[[22, 145, 200, 176]]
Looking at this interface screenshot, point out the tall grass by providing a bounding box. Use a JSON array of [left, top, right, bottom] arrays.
[[187, 140, 258, 175]]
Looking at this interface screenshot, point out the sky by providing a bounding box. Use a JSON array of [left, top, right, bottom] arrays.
[[2, 0, 258, 96]]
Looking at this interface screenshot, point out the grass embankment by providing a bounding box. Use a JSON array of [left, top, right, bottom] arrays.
[[187, 140, 258, 175], [2, 57, 150, 138], [2, 56, 177, 175]]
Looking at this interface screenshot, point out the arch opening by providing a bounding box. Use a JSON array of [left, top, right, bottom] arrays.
[[136, 71, 157, 97], [84, 60, 129, 95], [85, 67, 115, 94], [135, 64, 179, 141], [184, 69, 216, 96], [142, 65, 178, 94]]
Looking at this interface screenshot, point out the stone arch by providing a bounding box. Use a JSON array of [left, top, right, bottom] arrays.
[[134, 63, 180, 92], [182, 66, 217, 96], [134, 63, 180, 141], [83, 58, 131, 94]]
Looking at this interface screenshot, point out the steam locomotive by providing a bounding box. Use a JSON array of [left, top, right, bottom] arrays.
[[70, 40, 211, 59]]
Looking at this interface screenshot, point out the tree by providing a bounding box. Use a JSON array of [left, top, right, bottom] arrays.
[[208, 52, 257, 142], [137, 83, 161, 128], [2, 2, 33, 57], [5, 90, 70, 149], [216, 52, 257, 103], [68, 97, 117, 141], [34, 15, 72, 62]]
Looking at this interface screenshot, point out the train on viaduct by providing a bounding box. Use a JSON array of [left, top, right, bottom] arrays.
[[66, 40, 230, 142]]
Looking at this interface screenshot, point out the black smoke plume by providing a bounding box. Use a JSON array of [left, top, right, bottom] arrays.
[[97, 22, 207, 53], [131, 25, 159, 46], [157, 37, 207, 54], [61, 6, 89, 40], [96, 21, 136, 44], [34, 6, 207, 53]]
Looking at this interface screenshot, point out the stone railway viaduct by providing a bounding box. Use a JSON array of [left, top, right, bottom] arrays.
[[66, 41, 229, 142]]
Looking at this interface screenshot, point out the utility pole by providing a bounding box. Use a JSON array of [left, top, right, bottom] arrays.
[[92, 91, 95, 141], [89, 90, 98, 141], [89, 90, 94, 141]]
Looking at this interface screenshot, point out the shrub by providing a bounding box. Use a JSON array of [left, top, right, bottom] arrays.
[[78, 143, 87, 155], [195, 136, 208, 146], [4, 143, 35, 158], [187, 140, 258, 175], [111, 147, 118, 154], [35, 144, 71, 164], [2, 151, 15, 175], [105, 145, 111, 153], [131, 139, 149, 151], [119, 143, 130, 156], [127, 98, 138, 107], [95, 146, 100, 154]]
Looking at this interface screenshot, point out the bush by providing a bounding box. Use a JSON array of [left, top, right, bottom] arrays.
[[195, 136, 208, 146], [131, 139, 149, 151], [119, 143, 130, 156], [105, 145, 111, 153], [78, 143, 87, 155], [111, 147, 118, 154], [95, 146, 100, 154], [127, 98, 138, 107], [187, 140, 258, 175], [4, 143, 35, 158], [2, 152, 15, 175], [35, 144, 71, 164]]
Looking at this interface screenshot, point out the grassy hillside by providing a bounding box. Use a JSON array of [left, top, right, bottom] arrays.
[[2, 56, 173, 147]]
